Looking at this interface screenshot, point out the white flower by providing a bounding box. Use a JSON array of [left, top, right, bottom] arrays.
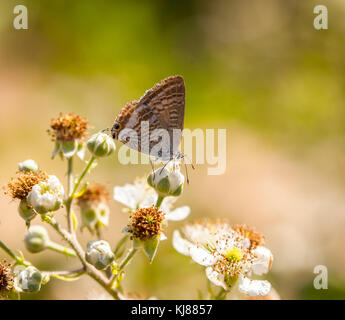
[[172, 221, 273, 297], [85, 240, 115, 270], [18, 159, 39, 172], [27, 175, 64, 214], [114, 178, 190, 222]]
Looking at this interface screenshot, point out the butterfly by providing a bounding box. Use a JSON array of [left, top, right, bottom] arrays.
[[111, 75, 185, 162]]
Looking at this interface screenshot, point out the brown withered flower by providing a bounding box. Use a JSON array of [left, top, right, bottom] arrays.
[[0, 261, 14, 298], [4, 170, 48, 200], [77, 183, 110, 207], [48, 112, 88, 142], [234, 224, 265, 249], [127, 207, 165, 240]]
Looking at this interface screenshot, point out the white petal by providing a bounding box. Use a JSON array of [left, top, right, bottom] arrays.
[[189, 245, 216, 266], [165, 206, 190, 221], [160, 233, 167, 241], [206, 267, 227, 290], [113, 184, 141, 210], [251, 246, 273, 276], [238, 276, 271, 296], [172, 230, 192, 256]]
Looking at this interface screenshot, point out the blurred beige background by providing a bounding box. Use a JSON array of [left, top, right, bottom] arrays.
[[1, 0, 345, 299]]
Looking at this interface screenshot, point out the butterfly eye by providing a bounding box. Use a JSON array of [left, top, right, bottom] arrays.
[[113, 123, 121, 130]]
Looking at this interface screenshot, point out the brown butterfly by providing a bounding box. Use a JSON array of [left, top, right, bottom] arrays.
[[111, 75, 185, 161]]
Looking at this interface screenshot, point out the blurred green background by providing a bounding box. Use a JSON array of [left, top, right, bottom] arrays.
[[1, 0, 345, 299]]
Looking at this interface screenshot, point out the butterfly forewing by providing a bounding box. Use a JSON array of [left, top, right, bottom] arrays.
[[112, 76, 185, 160]]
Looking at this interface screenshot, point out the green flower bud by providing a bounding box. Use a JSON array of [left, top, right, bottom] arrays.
[[15, 266, 42, 293], [24, 226, 49, 253], [147, 162, 185, 197], [18, 159, 39, 172], [87, 132, 115, 158], [18, 199, 36, 221], [85, 240, 115, 270]]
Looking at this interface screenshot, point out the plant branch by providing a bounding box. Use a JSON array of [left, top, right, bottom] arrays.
[[0, 240, 30, 267]]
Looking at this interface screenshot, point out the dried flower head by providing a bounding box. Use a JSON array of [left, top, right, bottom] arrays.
[[234, 224, 265, 249], [4, 170, 48, 200], [48, 113, 88, 142], [127, 206, 165, 240], [0, 260, 14, 297], [77, 184, 110, 206]]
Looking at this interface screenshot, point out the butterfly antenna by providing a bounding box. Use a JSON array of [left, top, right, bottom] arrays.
[[184, 154, 195, 170], [160, 158, 173, 174], [184, 162, 190, 184]]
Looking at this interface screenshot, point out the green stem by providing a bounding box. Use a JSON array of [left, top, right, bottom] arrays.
[[71, 156, 96, 198], [46, 241, 77, 257], [66, 157, 74, 233], [155, 195, 165, 208], [114, 234, 129, 257], [118, 248, 138, 272], [0, 241, 30, 267]]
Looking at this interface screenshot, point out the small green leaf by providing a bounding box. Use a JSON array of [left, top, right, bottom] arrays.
[[142, 237, 160, 263], [73, 182, 89, 198], [61, 140, 78, 158]]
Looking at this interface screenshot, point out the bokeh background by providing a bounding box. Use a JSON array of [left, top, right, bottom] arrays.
[[1, 0, 345, 299]]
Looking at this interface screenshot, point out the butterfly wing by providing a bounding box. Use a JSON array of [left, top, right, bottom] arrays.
[[113, 76, 185, 160]]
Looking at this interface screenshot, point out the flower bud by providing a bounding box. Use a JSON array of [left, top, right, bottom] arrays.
[[27, 175, 64, 214], [87, 132, 116, 158], [77, 184, 110, 232], [18, 159, 39, 172], [147, 162, 184, 197], [24, 226, 50, 253], [15, 266, 42, 293], [18, 199, 36, 221], [81, 203, 110, 231], [85, 240, 115, 270]]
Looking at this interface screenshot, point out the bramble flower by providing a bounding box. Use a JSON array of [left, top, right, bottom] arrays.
[[114, 178, 190, 221], [14, 266, 42, 293], [87, 132, 115, 158], [77, 184, 110, 232], [125, 206, 166, 263], [173, 220, 273, 297], [147, 162, 185, 197], [127, 207, 165, 241], [27, 175, 64, 214], [85, 240, 115, 270], [24, 226, 50, 253], [48, 112, 88, 159], [0, 261, 14, 298], [18, 159, 39, 172]]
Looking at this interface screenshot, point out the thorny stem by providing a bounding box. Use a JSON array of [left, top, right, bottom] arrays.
[[43, 215, 121, 300], [0, 240, 31, 267]]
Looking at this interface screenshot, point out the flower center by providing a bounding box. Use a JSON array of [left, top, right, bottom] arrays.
[[224, 247, 243, 262]]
